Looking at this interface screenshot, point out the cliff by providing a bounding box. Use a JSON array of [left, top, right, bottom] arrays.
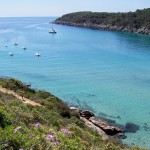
[[54, 8, 150, 34]]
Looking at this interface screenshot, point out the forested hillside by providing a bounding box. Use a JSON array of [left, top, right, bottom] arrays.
[[55, 8, 150, 34]]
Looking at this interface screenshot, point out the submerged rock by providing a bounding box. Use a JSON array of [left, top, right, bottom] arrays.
[[124, 123, 140, 133]]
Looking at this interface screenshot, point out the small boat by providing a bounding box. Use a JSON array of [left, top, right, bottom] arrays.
[[23, 47, 27, 50], [35, 53, 40, 57], [24, 83, 31, 87], [14, 43, 18, 46], [49, 22, 57, 34], [5, 45, 8, 47], [49, 29, 57, 34], [9, 52, 14, 56]]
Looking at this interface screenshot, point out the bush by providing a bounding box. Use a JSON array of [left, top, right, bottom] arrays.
[[0, 107, 12, 128]]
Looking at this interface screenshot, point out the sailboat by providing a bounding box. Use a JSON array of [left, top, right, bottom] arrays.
[[49, 22, 57, 34]]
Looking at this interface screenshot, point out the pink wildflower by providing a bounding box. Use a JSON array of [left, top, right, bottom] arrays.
[[14, 126, 21, 134], [46, 134, 53, 140], [30, 134, 34, 138], [61, 128, 71, 135], [54, 138, 60, 145], [35, 122, 41, 128]]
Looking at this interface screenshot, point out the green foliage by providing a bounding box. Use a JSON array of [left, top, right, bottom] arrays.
[[55, 8, 150, 29], [0, 107, 12, 128]]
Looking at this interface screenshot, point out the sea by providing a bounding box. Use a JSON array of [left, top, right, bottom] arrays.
[[0, 17, 150, 148]]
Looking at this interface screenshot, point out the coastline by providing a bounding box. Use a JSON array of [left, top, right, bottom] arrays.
[[0, 77, 141, 146], [0, 77, 126, 146], [54, 21, 150, 35]]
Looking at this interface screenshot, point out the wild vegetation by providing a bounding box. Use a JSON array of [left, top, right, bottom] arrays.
[[55, 8, 150, 34], [0, 78, 146, 149]]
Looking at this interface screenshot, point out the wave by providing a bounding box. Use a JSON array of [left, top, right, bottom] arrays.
[[24, 24, 39, 29]]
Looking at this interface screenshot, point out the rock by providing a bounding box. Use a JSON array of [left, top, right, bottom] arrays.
[[70, 107, 79, 112], [117, 133, 127, 139], [89, 117, 122, 135], [79, 110, 94, 119], [70, 107, 124, 138], [80, 117, 109, 140]]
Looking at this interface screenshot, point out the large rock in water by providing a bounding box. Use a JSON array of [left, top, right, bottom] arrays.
[[89, 117, 122, 135], [79, 110, 94, 119], [80, 117, 109, 140]]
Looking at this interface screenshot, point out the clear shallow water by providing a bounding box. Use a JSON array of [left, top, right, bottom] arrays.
[[0, 17, 150, 148]]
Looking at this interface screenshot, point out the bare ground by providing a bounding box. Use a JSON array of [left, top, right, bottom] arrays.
[[0, 85, 41, 106]]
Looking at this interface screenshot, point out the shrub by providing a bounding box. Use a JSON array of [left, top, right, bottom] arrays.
[[0, 107, 12, 128]]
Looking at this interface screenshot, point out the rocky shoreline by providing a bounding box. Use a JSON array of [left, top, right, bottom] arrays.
[[70, 107, 126, 141], [54, 21, 150, 35], [70, 107, 140, 144]]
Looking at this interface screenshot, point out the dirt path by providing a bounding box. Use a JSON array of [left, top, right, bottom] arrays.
[[0, 85, 41, 106]]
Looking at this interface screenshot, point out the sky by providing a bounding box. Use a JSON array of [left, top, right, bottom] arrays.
[[0, 0, 149, 17]]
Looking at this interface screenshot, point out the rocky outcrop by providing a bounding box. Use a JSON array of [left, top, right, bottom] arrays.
[[79, 110, 94, 119], [70, 107, 94, 119], [70, 107, 124, 140], [80, 116, 109, 140], [54, 21, 150, 35], [89, 117, 122, 136]]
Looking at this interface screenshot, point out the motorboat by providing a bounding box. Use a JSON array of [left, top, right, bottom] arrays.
[[23, 47, 27, 50], [35, 53, 40, 57], [9, 52, 14, 56], [14, 43, 18, 46]]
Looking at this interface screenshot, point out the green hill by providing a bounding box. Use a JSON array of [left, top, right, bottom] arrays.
[[0, 78, 145, 150], [55, 8, 150, 34]]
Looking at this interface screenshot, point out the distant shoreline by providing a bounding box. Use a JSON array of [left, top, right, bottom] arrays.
[[55, 21, 150, 35], [54, 9, 150, 35]]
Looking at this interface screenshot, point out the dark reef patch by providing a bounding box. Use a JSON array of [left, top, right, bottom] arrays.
[[82, 93, 96, 98], [67, 96, 95, 113], [98, 112, 121, 120], [97, 115, 116, 124], [124, 123, 140, 133]]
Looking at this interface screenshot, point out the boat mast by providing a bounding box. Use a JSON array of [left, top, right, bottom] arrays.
[[50, 22, 53, 30], [52, 22, 53, 30]]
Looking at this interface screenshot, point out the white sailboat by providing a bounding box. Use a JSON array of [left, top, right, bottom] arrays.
[[49, 22, 57, 34]]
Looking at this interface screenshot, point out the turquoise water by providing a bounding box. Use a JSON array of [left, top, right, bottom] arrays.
[[0, 17, 150, 148]]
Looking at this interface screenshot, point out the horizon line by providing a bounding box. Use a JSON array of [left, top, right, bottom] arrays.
[[0, 16, 60, 18]]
